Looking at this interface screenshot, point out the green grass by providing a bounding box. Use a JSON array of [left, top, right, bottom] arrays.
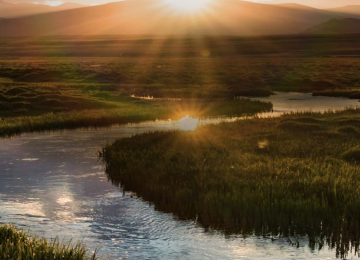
[[3, 36, 360, 100], [0, 98, 272, 137], [313, 89, 360, 99], [0, 76, 273, 137], [0, 57, 356, 97], [0, 225, 96, 260], [0, 83, 119, 117], [1, 36, 360, 135], [102, 108, 360, 259]]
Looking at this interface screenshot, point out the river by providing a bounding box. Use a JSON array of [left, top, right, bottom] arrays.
[[0, 92, 359, 259]]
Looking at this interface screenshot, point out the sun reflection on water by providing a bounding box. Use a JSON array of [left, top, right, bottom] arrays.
[[178, 115, 199, 131]]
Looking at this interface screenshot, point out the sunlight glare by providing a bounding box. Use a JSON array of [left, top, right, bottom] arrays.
[[178, 115, 199, 131], [163, 0, 212, 13]]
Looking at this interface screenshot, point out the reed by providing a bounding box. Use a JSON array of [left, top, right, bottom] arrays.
[[0, 98, 272, 137], [0, 224, 96, 260]]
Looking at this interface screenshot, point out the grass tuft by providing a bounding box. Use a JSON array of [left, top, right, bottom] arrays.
[[0, 224, 96, 260]]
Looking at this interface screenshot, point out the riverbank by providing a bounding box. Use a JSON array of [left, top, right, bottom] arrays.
[[0, 98, 271, 137], [0, 225, 96, 260], [102, 108, 360, 259]]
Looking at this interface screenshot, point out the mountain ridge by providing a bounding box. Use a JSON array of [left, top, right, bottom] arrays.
[[0, 0, 359, 37], [0, 0, 85, 18], [326, 5, 360, 15]]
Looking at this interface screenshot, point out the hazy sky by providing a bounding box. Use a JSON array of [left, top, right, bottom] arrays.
[[8, 0, 360, 9]]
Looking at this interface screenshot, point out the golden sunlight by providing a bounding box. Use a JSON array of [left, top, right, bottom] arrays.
[[163, 0, 212, 13], [178, 115, 199, 131]]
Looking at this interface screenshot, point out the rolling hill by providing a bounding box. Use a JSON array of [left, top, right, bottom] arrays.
[[0, 0, 359, 37], [327, 5, 360, 15], [276, 3, 319, 10], [304, 18, 360, 34], [0, 0, 85, 18]]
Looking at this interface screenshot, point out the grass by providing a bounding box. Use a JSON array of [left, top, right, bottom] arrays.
[[1, 36, 360, 135], [102, 108, 360, 259], [0, 57, 356, 98], [0, 224, 96, 260], [3, 36, 360, 100], [0, 98, 272, 137], [0, 73, 273, 137], [0, 83, 117, 118], [313, 89, 360, 99]]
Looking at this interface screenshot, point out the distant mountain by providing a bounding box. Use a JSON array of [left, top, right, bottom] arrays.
[[0, 0, 359, 37], [0, 0, 85, 18], [276, 3, 319, 10], [327, 5, 360, 15], [304, 18, 360, 34], [55, 2, 86, 10]]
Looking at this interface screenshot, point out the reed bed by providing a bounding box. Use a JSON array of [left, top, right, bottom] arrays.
[[102, 108, 360, 258], [0, 98, 272, 137], [313, 89, 360, 99]]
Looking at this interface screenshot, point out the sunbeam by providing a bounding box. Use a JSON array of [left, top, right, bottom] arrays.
[[163, 0, 213, 13]]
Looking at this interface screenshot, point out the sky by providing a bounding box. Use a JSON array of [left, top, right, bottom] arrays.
[[6, 0, 360, 9]]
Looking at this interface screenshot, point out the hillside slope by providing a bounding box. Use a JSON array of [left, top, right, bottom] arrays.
[[326, 5, 360, 15], [0, 0, 358, 36], [0, 0, 85, 18], [304, 18, 360, 34]]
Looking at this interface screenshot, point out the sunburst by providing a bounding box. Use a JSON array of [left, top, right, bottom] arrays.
[[163, 0, 213, 13]]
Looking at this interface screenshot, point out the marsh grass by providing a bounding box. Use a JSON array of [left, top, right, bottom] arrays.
[[0, 224, 96, 260], [313, 89, 360, 99], [0, 84, 118, 117], [102, 108, 360, 258], [2, 37, 360, 136], [0, 98, 272, 137], [0, 78, 273, 137], [2, 40, 360, 102], [342, 147, 360, 162]]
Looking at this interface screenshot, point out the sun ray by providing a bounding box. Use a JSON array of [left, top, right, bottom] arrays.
[[163, 0, 213, 13]]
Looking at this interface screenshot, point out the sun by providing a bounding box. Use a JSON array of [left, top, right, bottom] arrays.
[[163, 0, 212, 13]]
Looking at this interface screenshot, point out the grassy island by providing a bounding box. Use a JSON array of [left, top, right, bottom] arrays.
[[102, 108, 360, 258]]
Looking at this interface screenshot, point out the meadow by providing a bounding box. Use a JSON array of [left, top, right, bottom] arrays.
[[1, 35, 360, 136], [0, 81, 271, 137], [0, 225, 96, 260], [102, 108, 360, 258]]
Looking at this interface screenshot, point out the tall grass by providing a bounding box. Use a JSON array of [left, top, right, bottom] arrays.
[[0, 225, 96, 260], [102, 108, 360, 259], [313, 89, 360, 99], [0, 99, 272, 137]]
